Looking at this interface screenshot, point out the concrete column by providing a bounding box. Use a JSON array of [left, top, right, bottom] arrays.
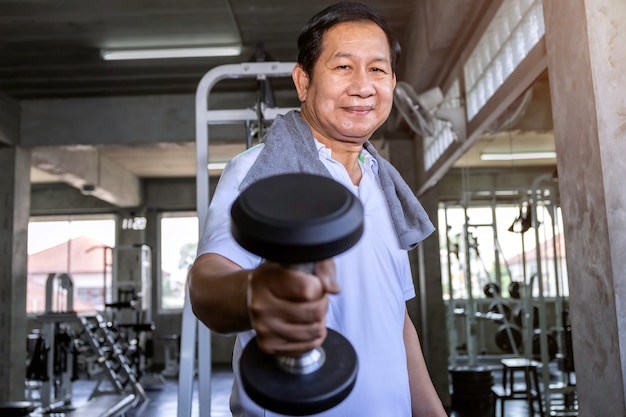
[[414, 185, 450, 408], [543, 0, 626, 414], [0, 146, 31, 402], [390, 138, 450, 408]]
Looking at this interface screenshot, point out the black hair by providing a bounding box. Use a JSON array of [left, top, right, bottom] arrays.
[[297, 1, 401, 77]]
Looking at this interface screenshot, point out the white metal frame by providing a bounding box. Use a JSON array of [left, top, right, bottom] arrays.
[[178, 61, 298, 417]]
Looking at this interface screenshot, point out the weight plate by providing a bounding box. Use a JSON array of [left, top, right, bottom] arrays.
[[240, 329, 358, 415], [231, 173, 364, 263]]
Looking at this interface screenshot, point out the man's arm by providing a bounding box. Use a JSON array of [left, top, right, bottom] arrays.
[[403, 308, 447, 417], [188, 252, 339, 355], [188, 253, 251, 334]]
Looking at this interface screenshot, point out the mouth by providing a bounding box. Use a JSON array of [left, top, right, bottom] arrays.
[[343, 106, 374, 114]]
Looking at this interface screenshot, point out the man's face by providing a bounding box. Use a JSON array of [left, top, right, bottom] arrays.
[[294, 21, 396, 147]]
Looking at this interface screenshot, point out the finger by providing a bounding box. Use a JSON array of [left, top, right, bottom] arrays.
[[249, 294, 328, 327], [315, 259, 339, 294], [258, 262, 324, 301], [257, 317, 327, 344], [255, 326, 327, 356]]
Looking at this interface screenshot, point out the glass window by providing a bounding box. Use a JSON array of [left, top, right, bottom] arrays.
[[160, 213, 198, 311], [464, 0, 546, 119], [27, 215, 116, 314], [439, 200, 568, 301]]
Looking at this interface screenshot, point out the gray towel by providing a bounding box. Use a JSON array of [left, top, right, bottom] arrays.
[[239, 110, 434, 250]]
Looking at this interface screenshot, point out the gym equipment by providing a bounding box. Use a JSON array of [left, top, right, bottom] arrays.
[[77, 314, 147, 403], [109, 244, 152, 326], [29, 273, 145, 417], [482, 282, 500, 298], [159, 334, 181, 378], [509, 281, 523, 299], [104, 244, 165, 389], [449, 365, 496, 417], [492, 358, 544, 417], [487, 301, 511, 322], [494, 323, 523, 353], [180, 61, 300, 417], [231, 173, 362, 415], [532, 330, 558, 361], [36, 273, 77, 411], [512, 303, 540, 328], [442, 173, 577, 416], [0, 402, 36, 416]]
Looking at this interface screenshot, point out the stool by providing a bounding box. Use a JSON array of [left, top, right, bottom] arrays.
[[492, 358, 544, 417]]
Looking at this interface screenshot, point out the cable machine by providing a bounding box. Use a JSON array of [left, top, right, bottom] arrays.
[[443, 174, 577, 416], [178, 62, 299, 417]]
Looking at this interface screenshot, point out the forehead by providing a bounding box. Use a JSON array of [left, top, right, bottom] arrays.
[[321, 21, 390, 55]]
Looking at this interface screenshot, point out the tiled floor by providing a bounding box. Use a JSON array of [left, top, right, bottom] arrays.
[[21, 362, 577, 417]]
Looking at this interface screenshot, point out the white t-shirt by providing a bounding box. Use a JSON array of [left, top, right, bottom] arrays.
[[198, 140, 415, 417]]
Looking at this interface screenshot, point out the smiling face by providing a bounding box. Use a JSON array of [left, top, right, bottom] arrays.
[[293, 21, 396, 150]]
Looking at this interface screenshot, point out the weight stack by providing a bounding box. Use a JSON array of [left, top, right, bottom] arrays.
[[449, 366, 495, 417]]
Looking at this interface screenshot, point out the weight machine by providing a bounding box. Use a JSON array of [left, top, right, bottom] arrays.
[[178, 61, 299, 417], [526, 174, 577, 415], [443, 173, 577, 415], [24, 272, 144, 417], [105, 244, 160, 387], [32, 273, 77, 412]]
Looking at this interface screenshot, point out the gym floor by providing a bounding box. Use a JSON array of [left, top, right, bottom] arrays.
[[62, 363, 570, 417], [67, 373, 558, 417], [66, 364, 234, 417]]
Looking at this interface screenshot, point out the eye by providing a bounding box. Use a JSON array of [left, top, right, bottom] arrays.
[[336, 65, 351, 70]]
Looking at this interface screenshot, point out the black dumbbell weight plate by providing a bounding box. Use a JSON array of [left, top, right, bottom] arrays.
[[231, 173, 364, 264], [240, 329, 358, 415]]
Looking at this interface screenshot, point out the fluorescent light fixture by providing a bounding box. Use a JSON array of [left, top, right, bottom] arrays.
[[480, 151, 557, 161], [207, 162, 229, 171], [101, 46, 242, 61]]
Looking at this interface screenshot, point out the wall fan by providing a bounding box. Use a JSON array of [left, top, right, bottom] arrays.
[[393, 81, 466, 141]]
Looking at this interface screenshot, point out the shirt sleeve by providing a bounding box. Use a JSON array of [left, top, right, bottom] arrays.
[[196, 145, 263, 270]]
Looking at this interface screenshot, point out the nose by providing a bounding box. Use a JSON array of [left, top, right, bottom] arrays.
[[348, 69, 375, 97]]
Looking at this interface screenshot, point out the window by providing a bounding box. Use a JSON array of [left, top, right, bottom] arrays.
[[464, 0, 546, 119], [439, 201, 568, 301], [27, 215, 115, 314], [159, 213, 198, 311]]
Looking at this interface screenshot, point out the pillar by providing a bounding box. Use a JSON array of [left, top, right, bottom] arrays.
[[543, 0, 626, 414], [390, 138, 450, 408], [0, 146, 31, 401], [415, 185, 450, 408]]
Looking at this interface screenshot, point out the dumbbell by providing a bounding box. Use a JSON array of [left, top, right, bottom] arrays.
[[230, 173, 363, 416]]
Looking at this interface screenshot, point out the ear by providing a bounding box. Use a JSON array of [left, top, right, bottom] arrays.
[[292, 64, 309, 102]]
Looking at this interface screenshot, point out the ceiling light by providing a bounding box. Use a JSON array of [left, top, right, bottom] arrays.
[[480, 151, 557, 161], [101, 46, 242, 61], [207, 162, 228, 171]]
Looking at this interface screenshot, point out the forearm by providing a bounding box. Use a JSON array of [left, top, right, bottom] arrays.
[[188, 252, 251, 334], [403, 310, 447, 417]]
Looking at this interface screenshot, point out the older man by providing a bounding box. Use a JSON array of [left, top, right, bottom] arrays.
[[189, 2, 447, 416]]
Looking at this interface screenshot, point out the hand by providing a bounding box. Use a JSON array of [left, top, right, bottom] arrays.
[[246, 259, 338, 356]]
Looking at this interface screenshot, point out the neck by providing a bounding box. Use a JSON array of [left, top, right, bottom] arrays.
[[331, 147, 362, 186]]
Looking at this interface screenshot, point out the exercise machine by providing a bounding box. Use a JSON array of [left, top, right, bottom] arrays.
[[106, 244, 162, 388], [178, 61, 299, 417], [442, 173, 577, 416], [21, 273, 145, 417]]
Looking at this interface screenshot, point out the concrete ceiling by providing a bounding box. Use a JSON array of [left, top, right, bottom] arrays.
[[0, 0, 556, 204], [0, 0, 416, 98]]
